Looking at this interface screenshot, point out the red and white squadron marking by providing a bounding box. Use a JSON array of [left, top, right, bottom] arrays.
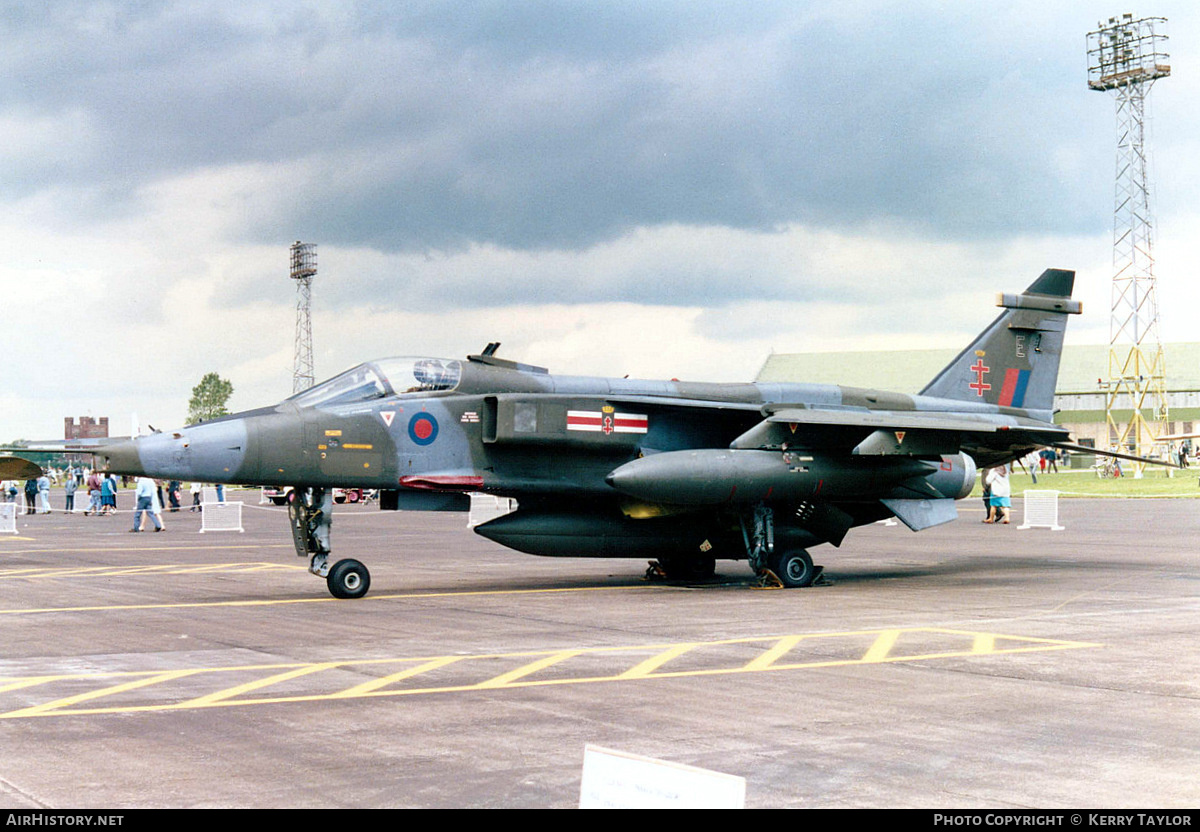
[[566, 408, 648, 436]]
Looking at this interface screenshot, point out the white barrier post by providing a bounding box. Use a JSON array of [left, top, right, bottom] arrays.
[[468, 493, 517, 528], [200, 501, 244, 533], [0, 502, 17, 533], [1018, 490, 1065, 531]]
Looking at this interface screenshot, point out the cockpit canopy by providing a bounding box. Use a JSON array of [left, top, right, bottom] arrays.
[[290, 357, 462, 409]]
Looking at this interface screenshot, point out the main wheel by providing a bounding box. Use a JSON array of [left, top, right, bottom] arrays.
[[769, 549, 815, 588], [347, 489, 360, 503], [327, 558, 371, 599]]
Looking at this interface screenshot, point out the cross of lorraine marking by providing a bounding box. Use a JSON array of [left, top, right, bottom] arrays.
[[969, 359, 991, 396]]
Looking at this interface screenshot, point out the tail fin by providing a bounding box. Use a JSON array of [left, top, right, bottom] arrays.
[[920, 269, 1080, 415]]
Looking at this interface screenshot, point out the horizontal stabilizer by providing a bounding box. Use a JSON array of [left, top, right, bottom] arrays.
[[880, 497, 959, 531], [1052, 442, 1181, 468]]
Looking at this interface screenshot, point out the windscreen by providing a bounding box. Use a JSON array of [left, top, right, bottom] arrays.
[[290, 364, 387, 408]]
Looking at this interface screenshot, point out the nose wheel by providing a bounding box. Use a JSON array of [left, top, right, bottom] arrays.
[[327, 558, 371, 599]]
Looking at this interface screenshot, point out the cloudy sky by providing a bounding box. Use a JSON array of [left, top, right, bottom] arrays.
[[4, 0, 1199, 440]]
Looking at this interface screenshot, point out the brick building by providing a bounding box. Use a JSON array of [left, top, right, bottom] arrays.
[[64, 416, 109, 440]]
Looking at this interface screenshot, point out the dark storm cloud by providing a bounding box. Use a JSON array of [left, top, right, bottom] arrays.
[[2, 2, 1110, 251]]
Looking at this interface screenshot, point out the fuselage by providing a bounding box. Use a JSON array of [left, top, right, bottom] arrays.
[[95, 353, 1056, 499]]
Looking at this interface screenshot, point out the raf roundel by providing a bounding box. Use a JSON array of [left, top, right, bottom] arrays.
[[408, 413, 439, 446]]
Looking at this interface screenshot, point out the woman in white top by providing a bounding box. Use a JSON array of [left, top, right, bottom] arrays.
[[984, 465, 1012, 524]]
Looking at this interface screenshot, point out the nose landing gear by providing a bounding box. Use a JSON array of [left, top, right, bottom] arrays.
[[287, 487, 372, 599]]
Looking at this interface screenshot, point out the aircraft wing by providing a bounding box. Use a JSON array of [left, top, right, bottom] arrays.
[[0, 438, 129, 455], [761, 406, 1010, 433], [726, 404, 1069, 458], [0, 440, 128, 480], [0, 457, 44, 479]]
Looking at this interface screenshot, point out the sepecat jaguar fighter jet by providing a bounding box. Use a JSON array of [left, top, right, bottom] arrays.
[[42, 268, 1114, 598]]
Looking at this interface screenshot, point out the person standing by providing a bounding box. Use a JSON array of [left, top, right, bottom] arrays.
[[86, 470, 103, 515], [985, 464, 1012, 525], [151, 480, 165, 530], [100, 474, 116, 515], [131, 477, 163, 532], [24, 478, 38, 515], [108, 474, 121, 512], [37, 474, 51, 514], [64, 475, 77, 513]]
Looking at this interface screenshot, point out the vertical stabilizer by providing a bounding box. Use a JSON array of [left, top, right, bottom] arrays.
[[920, 269, 1080, 415]]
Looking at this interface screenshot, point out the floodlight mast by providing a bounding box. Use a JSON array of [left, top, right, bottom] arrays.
[[1087, 14, 1170, 470], [291, 241, 317, 394]]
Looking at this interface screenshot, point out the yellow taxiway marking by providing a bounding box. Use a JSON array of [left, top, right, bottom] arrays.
[[332, 656, 467, 698], [0, 584, 658, 616], [3, 669, 205, 719], [0, 562, 302, 580], [0, 628, 1101, 719], [861, 629, 902, 662], [474, 650, 583, 689], [618, 643, 700, 679], [741, 634, 805, 671], [178, 663, 342, 708], [973, 633, 996, 653], [0, 543, 293, 557]]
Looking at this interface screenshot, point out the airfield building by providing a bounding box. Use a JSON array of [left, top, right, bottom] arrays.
[[64, 416, 109, 441]]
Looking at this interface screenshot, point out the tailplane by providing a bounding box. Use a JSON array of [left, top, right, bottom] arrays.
[[920, 269, 1080, 416]]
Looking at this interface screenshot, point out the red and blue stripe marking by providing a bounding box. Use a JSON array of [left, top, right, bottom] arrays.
[[997, 368, 1030, 407]]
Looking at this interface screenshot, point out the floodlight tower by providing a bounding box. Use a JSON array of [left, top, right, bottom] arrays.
[[1087, 14, 1171, 466], [290, 241, 317, 394]]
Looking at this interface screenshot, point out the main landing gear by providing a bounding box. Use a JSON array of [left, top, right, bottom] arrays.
[[287, 487, 371, 599], [742, 503, 821, 588]]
